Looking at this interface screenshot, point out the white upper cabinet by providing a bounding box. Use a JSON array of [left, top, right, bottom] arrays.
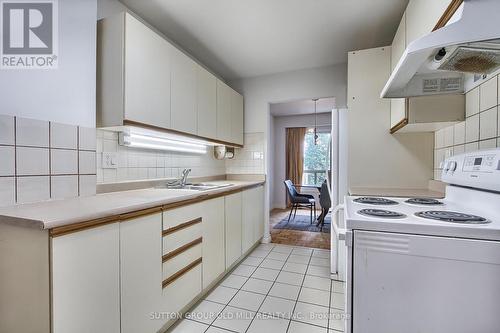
[[391, 12, 406, 71], [231, 89, 244, 145], [197, 66, 217, 139], [406, 0, 451, 44], [98, 12, 171, 129], [98, 12, 245, 147], [171, 48, 198, 134], [217, 80, 232, 143], [124, 14, 172, 129]]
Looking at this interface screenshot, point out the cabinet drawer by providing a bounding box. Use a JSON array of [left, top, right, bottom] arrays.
[[161, 263, 202, 320], [162, 243, 202, 280], [162, 221, 202, 254], [162, 203, 203, 230]]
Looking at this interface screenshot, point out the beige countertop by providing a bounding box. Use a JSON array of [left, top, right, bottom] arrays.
[[349, 187, 445, 199], [0, 180, 264, 230]]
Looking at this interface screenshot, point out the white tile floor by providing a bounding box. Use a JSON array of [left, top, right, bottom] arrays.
[[168, 244, 346, 333]]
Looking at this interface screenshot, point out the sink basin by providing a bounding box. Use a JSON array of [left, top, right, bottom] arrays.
[[155, 183, 234, 191]]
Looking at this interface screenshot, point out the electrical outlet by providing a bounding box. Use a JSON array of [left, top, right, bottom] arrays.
[[252, 152, 264, 160], [102, 152, 118, 169]]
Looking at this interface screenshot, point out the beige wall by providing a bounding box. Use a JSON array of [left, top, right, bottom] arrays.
[[434, 75, 500, 180], [347, 46, 434, 190]]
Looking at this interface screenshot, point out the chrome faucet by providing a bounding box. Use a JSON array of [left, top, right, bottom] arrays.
[[165, 168, 191, 188], [179, 168, 191, 187]]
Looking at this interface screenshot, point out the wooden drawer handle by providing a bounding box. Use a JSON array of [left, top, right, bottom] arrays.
[[162, 257, 202, 289], [162, 237, 202, 262], [162, 217, 202, 236]]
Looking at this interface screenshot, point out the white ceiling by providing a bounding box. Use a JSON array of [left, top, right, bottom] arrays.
[[120, 0, 408, 80], [270, 97, 335, 117]]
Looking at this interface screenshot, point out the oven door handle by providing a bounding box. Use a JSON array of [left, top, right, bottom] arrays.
[[331, 204, 345, 276]]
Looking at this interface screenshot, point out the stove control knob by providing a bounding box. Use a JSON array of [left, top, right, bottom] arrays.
[[449, 161, 457, 172]]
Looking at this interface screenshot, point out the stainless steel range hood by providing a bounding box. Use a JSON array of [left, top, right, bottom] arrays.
[[381, 0, 500, 98]]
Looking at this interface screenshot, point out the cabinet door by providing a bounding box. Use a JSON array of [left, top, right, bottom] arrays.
[[406, 0, 451, 44], [52, 223, 120, 333], [252, 186, 265, 242], [124, 13, 171, 129], [120, 213, 164, 333], [390, 99, 407, 129], [171, 48, 198, 134], [242, 186, 265, 252], [217, 80, 232, 143], [197, 66, 217, 138], [230, 89, 244, 145], [202, 198, 226, 288], [225, 192, 242, 269], [391, 12, 406, 71]]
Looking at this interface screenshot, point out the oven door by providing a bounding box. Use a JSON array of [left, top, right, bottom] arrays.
[[351, 230, 500, 333]]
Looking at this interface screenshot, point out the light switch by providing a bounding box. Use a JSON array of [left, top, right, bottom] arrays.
[[102, 152, 118, 169]]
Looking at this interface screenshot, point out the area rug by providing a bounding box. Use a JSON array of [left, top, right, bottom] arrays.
[[273, 215, 331, 233]]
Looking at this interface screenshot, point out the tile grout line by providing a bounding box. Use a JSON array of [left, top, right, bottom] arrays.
[[242, 245, 295, 333], [207, 244, 276, 333], [284, 248, 312, 333]]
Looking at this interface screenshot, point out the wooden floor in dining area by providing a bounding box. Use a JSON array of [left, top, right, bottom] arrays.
[[270, 209, 330, 250]]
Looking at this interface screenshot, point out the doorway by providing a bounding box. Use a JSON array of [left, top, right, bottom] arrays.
[[268, 97, 335, 249]]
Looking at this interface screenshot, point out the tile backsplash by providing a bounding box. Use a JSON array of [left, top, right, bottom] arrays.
[[0, 115, 97, 206], [434, 75, 500, 180], [226, 132, 265, 174], [96, 130, 226, 183]]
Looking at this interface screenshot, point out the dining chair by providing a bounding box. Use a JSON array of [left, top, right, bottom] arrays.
[[284, 180, 316, 224]]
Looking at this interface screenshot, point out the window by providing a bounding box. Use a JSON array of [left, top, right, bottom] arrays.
[[303, 129, 331, 186]]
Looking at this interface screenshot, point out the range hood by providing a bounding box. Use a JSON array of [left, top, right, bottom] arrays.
[[381, 0, 500, 98]]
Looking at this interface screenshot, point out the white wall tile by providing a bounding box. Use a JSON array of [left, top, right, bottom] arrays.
[[479, 139, 497, 150], [0, 146, 15, 176], [0, 114, 15, 145], [479, 76, 498, 112], [0, 177, 16, 207], [443, 126, 454, 147], [79, 175, 97, 196], [51, 149, 78, 175], [79, 151, 96, 174], [465, 142, 479, 152], [466, 87, 479, 117], [434, 129, 444, 149], [102, 139, 117, 152], [434, 170, 442, 181], [479, 107, 498, 140], [453, 122, 466, 145], [16, 117, 49, 147], [16, 147, 49, 175], [17, 176, 50, 204], [453, 144, 465, 155], [79, 127, 97, 151], [50, 122, 77, 149], [465, 114, 480, 143], [51, 175, 78, 199]]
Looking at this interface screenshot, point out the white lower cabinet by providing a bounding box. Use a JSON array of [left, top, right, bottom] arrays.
[[120, 212, 165, 333], [51, 185, 264, 333], [225, 192, 243, 269], [202, 198, 226, 288], [242, 186, 265, 252], [51, 223, 121, 333]]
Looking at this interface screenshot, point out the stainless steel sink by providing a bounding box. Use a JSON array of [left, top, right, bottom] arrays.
[[156, 183, 234, 191]]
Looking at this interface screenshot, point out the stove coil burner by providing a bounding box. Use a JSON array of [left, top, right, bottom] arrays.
[[405, 198, 444, 205], [354, 197, 399, 205], [415, 211, 490, 224], [358, 209, 406, 219]]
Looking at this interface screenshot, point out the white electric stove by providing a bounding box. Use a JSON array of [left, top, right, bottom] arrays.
[[342, 148, 500, 333]]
